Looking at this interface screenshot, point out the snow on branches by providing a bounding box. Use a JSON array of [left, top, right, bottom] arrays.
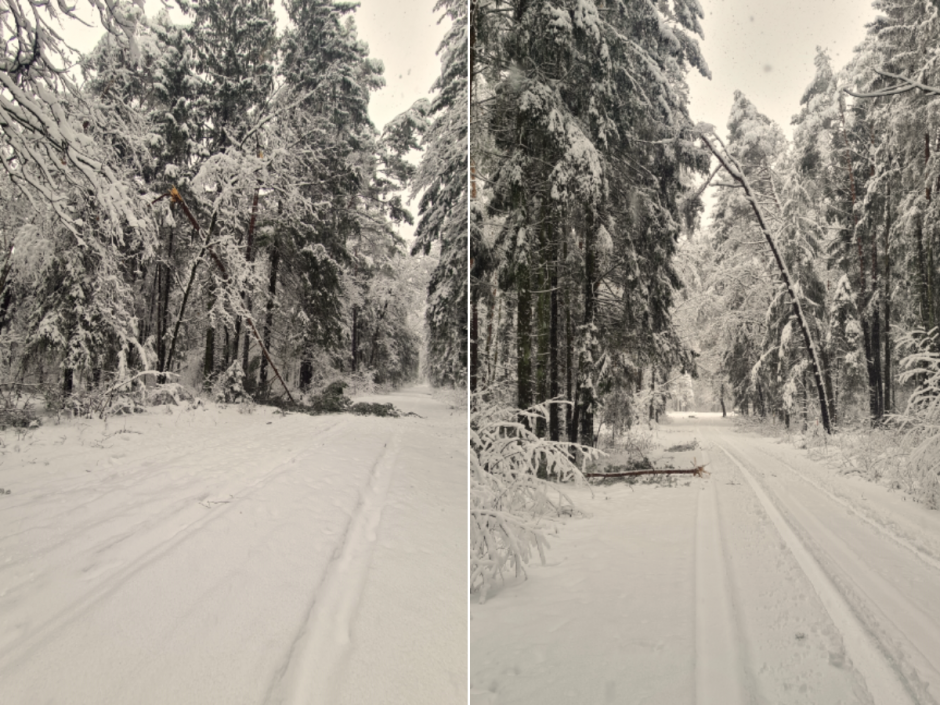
[[470, 400, 601, 602]]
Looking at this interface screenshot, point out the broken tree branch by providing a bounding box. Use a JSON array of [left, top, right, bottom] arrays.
[[585, 466, 709, 479]]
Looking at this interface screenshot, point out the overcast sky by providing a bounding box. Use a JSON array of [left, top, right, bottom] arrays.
[[687, 0, 879, 140]]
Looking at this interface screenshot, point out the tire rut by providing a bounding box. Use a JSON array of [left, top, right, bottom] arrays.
[[717, 441, 919, 705], [0, 418, 351, 667], [266, 430, 403, 705]]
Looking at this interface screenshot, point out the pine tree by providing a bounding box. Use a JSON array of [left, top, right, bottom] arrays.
[[412, 0, 469, 389]]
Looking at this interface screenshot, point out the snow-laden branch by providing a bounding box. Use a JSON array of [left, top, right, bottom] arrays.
[[844, 68, 940, 99]]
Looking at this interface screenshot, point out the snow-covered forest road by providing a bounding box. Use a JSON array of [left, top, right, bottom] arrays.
[[0, 386, 466, 705], [470, 413, 940, 705]]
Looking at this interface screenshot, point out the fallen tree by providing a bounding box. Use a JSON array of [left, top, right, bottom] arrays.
[[697, 126, 833, 434]]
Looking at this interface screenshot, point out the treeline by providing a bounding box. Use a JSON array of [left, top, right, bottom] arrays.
[[470, 0, 710, 446], [0, 0, 467, 399]]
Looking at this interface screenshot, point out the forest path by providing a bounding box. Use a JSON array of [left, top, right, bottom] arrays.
[[0, 385, 466, 705], [470, 413, 940, 705]]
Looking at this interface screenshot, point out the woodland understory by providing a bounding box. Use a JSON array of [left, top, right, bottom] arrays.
[[0, 0, 468, 424], [470, 0, 940, 600]]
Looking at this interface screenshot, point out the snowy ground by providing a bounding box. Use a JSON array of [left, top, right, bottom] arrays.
[[0, 385, 467, 704], [470, 412, 940, 705]]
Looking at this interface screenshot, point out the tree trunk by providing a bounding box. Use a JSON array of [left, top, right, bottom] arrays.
[[565, 242, 574, 440], [259, 242, 279, 392], [351, 305, 360, 373], [535, 249, 549, 439], [63, 368, 73, 397], [470, 293, 479, 394], [701, 132, 833, 434], [223, 327, 231, 368], [203, 325, 215, 389], [579, 219, 597, 447], [549, 233, 560, 442], [486, 289, 499, 388], [884, 175, 892, 413], [232, 320, 241, 367], [299, 360, 313, 392], [156, 227, 175, 381], [516, 264, 532, 416]]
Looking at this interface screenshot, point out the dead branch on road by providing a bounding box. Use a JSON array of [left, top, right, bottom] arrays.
[[585, 465, 709, 479]]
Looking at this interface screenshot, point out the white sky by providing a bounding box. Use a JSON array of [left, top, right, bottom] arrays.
[[687, 0, 879, 140]]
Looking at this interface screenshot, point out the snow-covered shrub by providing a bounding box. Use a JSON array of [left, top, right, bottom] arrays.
[[0, 384, 40, 429], [214, 361, 248, 404], [831, 424, 900, 482], [894, 329, 940, 508], [470, 400, 601, 603], [344, 369, 378, 396]]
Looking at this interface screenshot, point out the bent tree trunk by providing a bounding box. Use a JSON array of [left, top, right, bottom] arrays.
[[700, 130, 833, 434]]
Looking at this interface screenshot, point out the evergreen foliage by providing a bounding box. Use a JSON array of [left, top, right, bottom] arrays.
[[0, 0, 442, 402]]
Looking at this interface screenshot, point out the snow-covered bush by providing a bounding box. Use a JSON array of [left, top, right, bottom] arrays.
[[214, 361, 248, 404], [894, 329, 940, 508], [470, 400, 600, 603]]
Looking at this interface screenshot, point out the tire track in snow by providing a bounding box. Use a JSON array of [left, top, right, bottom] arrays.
[[3, 416, 348, 541], [717, 442, 917, 705], [266, 431, 403, 705], [0, 418, 351, 666], [727, 439, 940, 704], [695, 473, 749, 705], [738, 440, 940, 575]]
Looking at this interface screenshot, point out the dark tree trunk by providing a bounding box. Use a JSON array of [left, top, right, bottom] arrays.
[[223, 327, 231, 368], [565, 242, 574, 440], [0, 288, 13, 335], [486, 289, 499, 389], [884, 176, 892, 413], [260, 243, 279, 392], [719, 382, 726, 418], [516, 264, 532, 416], [203, 326, 216, 389], [470, 293, 479, 394], [579, 220, 596, 447], [802, 369, 809, 429], [549, 234, 560, 442], [351, 305, 359, 373], [299, 360, 313, 392], [232, 320, 241, 367], [156, 227, 174, 382], [368, 300, 389, 369], [63, 368, 73, 397], [535, 254, 549, 439]]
